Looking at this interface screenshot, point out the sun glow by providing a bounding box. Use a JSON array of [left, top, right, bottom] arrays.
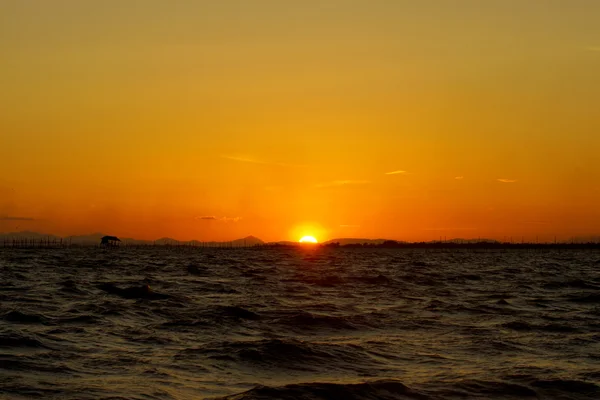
[[299, 236, 318, 243]]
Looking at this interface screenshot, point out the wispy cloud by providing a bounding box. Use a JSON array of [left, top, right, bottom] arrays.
[[220, 216, 242, 223], [497, 178, 517, 183], [586, 46, 600, 52], [195, 216, 241, 222], [316, 180, 370, 188], [422, 227, 477, 231], [221, 155, 304, 168], [454, 176, 464, 180], [0, 216, 35, 221], [385, 170, 407, 175], [340, 224, 360, 228]]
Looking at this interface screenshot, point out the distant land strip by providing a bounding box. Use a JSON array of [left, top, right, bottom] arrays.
[[1, 233, 600, 250]]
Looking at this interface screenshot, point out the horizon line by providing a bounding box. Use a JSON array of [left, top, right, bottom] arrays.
[[1, 230, 599, 245]]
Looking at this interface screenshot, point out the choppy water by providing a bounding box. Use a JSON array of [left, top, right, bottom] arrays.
[[1, 248, 600, 399]]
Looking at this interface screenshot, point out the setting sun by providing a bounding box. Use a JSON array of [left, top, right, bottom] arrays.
[[299, 236, 318, 243]]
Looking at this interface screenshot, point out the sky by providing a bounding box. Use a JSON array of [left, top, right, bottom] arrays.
[[1, 0, 599, 242]]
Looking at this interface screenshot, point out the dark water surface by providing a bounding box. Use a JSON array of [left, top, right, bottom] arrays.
[[1, 248, 600, 399]]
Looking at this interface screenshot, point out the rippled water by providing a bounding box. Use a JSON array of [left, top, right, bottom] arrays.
[[1, 248, 600, 399]]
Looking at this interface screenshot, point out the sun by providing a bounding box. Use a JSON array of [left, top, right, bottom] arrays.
[[299, 235, 318, 243]]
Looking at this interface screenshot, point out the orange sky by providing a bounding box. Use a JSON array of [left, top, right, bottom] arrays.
[[1, 1, 599, 242]]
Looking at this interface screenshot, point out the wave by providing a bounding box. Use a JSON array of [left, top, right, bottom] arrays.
[[411, 261, 439, 267], [2, 310, 47, 324], [218, 305, 261, 320], [218, 380, 426, 400], [58, 279, 86, 294], [188, 281, 240, 294], [187, 264, 210, 276], [177, 338, 378, 372], [219, 378, 600, 400], [347, 274, 394, 285], [530, 379, 599, 395], [306, 275, 346, 287], [0, 284, 28, 292], [96, 282, 171, 300], [3, 247, 600, 399], [269, 310, 366, 332], [501, 321, 581, 333], [543, 279, 600, 290], [159, 305, 260, 329], [0, 332, 48, 348], [448, 379, 538, 397], [568, 293, 600, 303], [56, 315, 101, 324], [3, 309, 102, 327]]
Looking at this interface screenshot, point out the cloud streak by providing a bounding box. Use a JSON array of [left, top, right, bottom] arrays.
[[0, 216, 35, 221], [385, 170, 407, 175], [196, 216, 242, 222], [316, 180, 370, 188], [422, 227, 478, 231], [454, 176, 464, 180], [497, 178, 517, 183], [221, 155, 304, 168], [220, 216, 242, 223], [340, 224, 360, 228], [586, 46, 600, 52]]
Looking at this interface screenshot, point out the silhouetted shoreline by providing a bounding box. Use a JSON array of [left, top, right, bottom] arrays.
[[1, 238, 599, 250], [268, 241, 600, 250], [3, 232, 600, 250]]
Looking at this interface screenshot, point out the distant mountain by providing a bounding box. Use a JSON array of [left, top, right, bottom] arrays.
[[268, 240, 299, 246], [135, 235, 264, 247], [323, 237, 501, 245], [120, 237, 153, 245], [0, 231, 61, 241], [153, 237, 179, 245], [233, 236, 264, 246], [1, 231, 563, 248], [426, 238, 499, 244], [0, 231, 264, 247], [324, 238, 397, 246], [66, 233, 157, 245], [65, 233, 107, 245]]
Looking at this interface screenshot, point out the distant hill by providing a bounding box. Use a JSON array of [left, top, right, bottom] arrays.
[[65, 233, 107, 245], [427, 238, 499, 244], [0, 232, 499, 247], [0, 231, 61, 241], [134, 235, 264, 247], [323, 238, 393, 246], [323, 237, 499, 245], [4, 231, 591, 248], [233, 236, 264, 246], [268, 240, 299, 246], [0, 232, 264, 247]]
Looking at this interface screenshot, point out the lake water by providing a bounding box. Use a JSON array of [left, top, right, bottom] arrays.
[[1, 248, 599, 399]]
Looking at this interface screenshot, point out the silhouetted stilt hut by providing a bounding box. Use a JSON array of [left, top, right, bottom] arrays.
[[100, 236, 121, 247]]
